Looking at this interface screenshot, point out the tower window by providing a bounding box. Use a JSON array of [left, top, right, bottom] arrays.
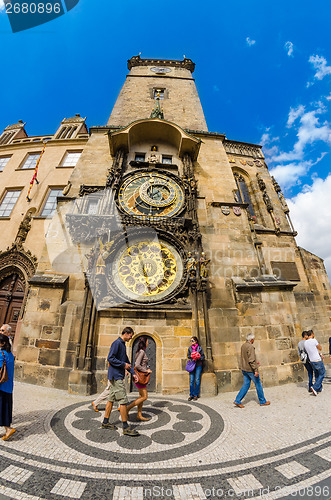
[[234, 173, 256, 218], [154, 89, 165, 100], [135, 153, 145, 162], [162, 155, 172, 164], [0, 190, 21, 217]]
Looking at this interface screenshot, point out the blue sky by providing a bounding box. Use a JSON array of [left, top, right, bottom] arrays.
[[1, 0, 331, 274]]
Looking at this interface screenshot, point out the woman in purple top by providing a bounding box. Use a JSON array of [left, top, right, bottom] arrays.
[[126, 336, 152, 421], [0, 333, 15, 440]]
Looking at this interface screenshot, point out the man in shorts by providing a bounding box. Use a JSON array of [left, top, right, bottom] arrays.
[[102, 327, 140, 436]]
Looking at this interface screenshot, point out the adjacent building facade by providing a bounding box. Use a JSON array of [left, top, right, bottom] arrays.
[[1, 56, 330, 395]]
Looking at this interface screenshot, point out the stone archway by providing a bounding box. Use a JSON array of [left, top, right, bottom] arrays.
[[0, 244, 37, 338]]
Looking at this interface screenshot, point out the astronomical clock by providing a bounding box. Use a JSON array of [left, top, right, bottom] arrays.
[[118, 172, 185, 218]]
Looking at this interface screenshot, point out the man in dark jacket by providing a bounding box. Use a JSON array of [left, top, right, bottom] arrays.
[[102, 327, 139, 436], [234, 333, 270, 408]]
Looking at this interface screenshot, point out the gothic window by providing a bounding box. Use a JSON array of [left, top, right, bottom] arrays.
[[0, 156, 11, 172], [40, 188, 63, 217], [20, 153, 40, 170], [0, 132, 15, 145], [56, 126, 78, 140], [162, 155, 172, 164], [86, 198, 100, 215], [61, 151, 82, 167], [0, 190, 22, 217], [234, 173, 256, 218]]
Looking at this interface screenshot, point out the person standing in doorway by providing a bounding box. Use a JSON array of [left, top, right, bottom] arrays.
[[234, 333, 270, 408], [187, 336, 205, 401], [304, 330, 325, 396], [298, 331, 314, 392], [102, 327, 140, 436]]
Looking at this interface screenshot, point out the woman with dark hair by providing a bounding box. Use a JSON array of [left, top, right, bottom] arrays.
[[126, 336, 152, 421], [0, 333, 15, 440], [187, 336, 205, 401]]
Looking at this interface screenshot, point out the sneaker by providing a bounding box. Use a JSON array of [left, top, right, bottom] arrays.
[[188, 396, 193, 401], [123, 426, 140, 437], [260, 401, 271, 406], [101, 423, 118, 430], [311, 388, 318, 396], [193, 396, 198, 401]]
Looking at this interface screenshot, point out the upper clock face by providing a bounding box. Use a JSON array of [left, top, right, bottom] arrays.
[[118, 172, 185, 218]]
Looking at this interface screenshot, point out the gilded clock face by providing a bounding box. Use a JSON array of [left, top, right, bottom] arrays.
[[112, 237, 184, 303], [118, 172, 185, 218]]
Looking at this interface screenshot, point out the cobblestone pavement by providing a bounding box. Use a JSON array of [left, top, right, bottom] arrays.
[[0, 378, 330, 500]]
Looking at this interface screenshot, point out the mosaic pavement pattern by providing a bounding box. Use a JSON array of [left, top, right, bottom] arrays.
[[0, 380, 330, 499]]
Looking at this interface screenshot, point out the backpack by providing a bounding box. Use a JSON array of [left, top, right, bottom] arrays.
[[299, 350, 307, 363]]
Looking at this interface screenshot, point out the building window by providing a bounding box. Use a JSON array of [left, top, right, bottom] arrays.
[[0, 132, 15, 146], [0, 156, 11, 172], [61, 151, 82, 167], [135, 153, 145, 162], [56, 126, 78, 140], [0, 190, 21, 217], [40, 188, 63, 217], [154, 89, 165, 100], [21, 153, 40, 170], [162, 155, 172, 164], [234, 173, 256, 218]]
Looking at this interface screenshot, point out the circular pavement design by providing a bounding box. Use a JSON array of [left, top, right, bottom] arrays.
[[0, 397, 330, 499]]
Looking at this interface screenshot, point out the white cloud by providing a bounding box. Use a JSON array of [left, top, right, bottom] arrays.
[[287, 105, 305, 127], [0, 0, 5, 12], [284, 41, 294, 57], [246, 37, 256, 46], [269, 161, 313, 188], [272, 103, 331, 163], [288, 175, 331, 278], [307, 55, 331, 86]]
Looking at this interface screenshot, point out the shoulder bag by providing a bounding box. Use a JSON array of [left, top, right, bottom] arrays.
[[0, 351, 9, 384], [185, 359, 196, 372], [134, 367, 150, 385]]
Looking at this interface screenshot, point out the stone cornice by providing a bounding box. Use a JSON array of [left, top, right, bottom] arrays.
[[224, 139, 265, 159], [127, 55, 195, 73]]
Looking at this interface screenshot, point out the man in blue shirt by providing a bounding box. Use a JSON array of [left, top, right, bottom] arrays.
[[102, 327, 140, 436]]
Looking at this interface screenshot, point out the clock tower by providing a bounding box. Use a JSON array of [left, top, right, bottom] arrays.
[[14, 55, 331, 397]]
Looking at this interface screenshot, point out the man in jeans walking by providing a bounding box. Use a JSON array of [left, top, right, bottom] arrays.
[[304, 330, 325, 396], [234, 333, 270, 408], [102, 327, 140, 436]]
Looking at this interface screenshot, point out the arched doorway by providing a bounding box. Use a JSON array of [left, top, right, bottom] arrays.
[[130, 335, 156, 392], [0, 273, 25, 336]]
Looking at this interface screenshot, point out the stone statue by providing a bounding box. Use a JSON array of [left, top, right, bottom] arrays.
[[186, 252, 197, 278], [199, 252, 210, 279], [147, 152, 159, 164], [263, 192, 273, 212], [15, 212, 32, 245]]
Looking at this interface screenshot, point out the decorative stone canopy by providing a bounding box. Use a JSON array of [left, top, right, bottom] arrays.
[[127, 55, 195, 73], [108, 118, 201, 160]]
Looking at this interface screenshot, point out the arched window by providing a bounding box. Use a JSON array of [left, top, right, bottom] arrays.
[[234, 173, 256, 219]]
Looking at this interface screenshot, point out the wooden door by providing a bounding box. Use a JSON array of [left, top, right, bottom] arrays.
[[0, 274, 25, 336]]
